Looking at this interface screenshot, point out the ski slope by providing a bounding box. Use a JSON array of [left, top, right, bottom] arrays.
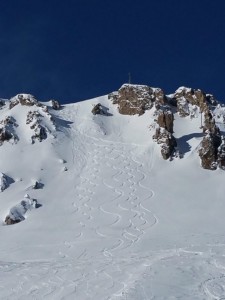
[[0, 95, 225, 299]]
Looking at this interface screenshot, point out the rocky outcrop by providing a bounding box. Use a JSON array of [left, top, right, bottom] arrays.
[[0, 128, 13, 144], [92, 103, 104, 115], [9, 94, 42, 109], [173, 87, 208, 117], [115, 84, 166, 115], [0, 116, 18, 145], [26, 110, 54, 143], [92, 103, 110, 116], [198, 110, 222, 170], [153, 108, 177, 160], [50, 99, 61, 110], [199, 133, 218, 170], [31, 125, 47, 143]]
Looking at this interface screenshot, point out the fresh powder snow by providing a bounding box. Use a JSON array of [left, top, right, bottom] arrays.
[[0, 94, 225, 299]]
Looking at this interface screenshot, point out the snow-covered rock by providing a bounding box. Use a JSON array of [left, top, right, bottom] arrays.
[[173, 86, 208, 117], [0, 172, 8, 192], [5, 194, 39, 225]]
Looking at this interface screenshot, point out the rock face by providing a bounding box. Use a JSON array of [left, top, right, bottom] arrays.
[[50, 99, 61, 110], [198, 111, 222, 170], [115, 84, 166, 115], [153, 108, 177, 160], [199, 133, 218, 170], [173, 87, 208, 117]]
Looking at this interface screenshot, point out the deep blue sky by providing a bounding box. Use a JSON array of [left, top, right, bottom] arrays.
[[0, 0, 225, 103]]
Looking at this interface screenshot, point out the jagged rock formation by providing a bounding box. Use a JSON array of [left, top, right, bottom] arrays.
[[171, 87, 209, 117], [9, 94, 44, 109], [26, 110, 49, 143], [198, 110, 222, 170], [50, 99, 61, 110], [153, 107, 177, 160], [0, 116, 18, 145], [0, 94, 56, 145], [114, 84, 166, 115]]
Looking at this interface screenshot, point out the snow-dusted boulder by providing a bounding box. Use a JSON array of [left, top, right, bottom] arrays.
[[5, 194, 39, 225]]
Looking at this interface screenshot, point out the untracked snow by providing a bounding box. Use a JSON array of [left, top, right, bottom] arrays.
[[0, 95, 225, 299]]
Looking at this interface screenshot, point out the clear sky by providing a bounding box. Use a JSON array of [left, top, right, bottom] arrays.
[[0, 0, 225, 103]]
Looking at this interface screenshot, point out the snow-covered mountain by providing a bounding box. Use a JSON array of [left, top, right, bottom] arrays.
[[1, 85, 225, 299]]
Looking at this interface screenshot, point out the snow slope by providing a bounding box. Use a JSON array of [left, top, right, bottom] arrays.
[[0, 95, 225, 299]]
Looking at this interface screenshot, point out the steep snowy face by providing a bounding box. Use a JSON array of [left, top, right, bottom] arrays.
[[0, 89, 225, 300]]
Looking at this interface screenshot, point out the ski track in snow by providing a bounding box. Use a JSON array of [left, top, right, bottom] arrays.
[[66, 131, 159, 299], [2, 105, 225, 299]]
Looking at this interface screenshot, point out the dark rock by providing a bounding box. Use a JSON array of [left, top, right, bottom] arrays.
[[9, 94, 44, 110], [5, 215, 21, 225], [206, 94, 219, 107], [198, 108, 223, 170], [50, 99, 61, 110], [199, 132, 218, 170], [31, 125, 47, 143], [0, 172, 8, 192], [92, 103, 103, 115], [91, 103, 111, 116], [0, 128, 12, 144], [0, 99, 5, 108], [218, 139, 225, 169], [157, 109, 174, 133], [32, 181, 44, 189], [4, 194, 40, 225], [116, 84, 166, 115], [174, 87, 208, 117], [153, 108, 177, 160]]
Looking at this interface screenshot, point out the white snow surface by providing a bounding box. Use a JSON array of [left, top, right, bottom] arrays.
[[0, 95, 225, 299]]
